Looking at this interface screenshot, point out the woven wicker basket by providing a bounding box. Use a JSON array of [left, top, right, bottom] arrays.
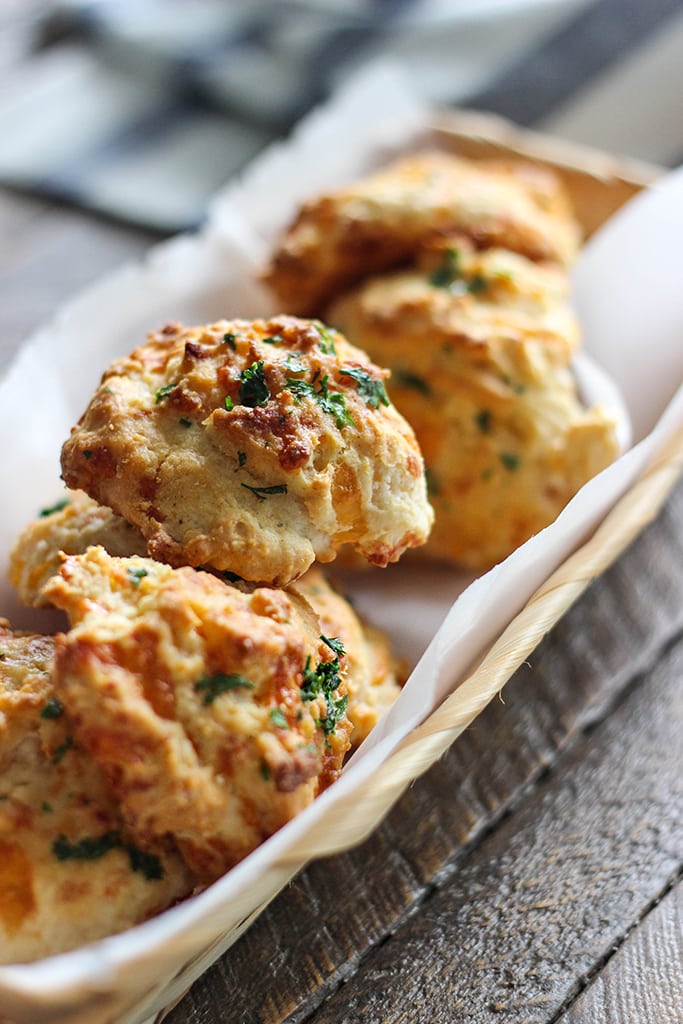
[[1, 108, 681, 1024]]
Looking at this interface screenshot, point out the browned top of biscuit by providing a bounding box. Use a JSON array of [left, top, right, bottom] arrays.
[[265, 151, 581, 315], [60, 316, 433, 586]]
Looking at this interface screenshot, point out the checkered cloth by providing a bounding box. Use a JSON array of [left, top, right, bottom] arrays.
[[1, 0, 682, 231]]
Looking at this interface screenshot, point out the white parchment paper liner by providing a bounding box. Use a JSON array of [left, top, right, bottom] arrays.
[[0, 65, 682, 1024]]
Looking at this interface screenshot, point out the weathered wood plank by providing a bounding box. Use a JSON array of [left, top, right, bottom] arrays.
[[164, 477, 683, 1024], [559, 879, 683, 1024], [295, 626, 683, 1024]]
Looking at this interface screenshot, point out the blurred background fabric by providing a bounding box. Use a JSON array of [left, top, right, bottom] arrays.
[[1, 0, 682, 232]]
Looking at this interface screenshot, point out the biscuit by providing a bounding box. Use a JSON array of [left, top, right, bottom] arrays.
[[9, 489, 147, 608], [328, 240, 619, 569], [265, 151, 581, 315], [60, 317, 433, 587], [44, 547, 353, 880], [0, 621, 193, 963]]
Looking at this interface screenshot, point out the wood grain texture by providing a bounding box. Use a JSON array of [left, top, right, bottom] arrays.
[[559, 879, 683, 1024], [164, 479, 683, 1024], [289, 622, 683, 1024]]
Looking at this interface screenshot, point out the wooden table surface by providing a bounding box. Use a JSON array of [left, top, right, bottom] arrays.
[[1, 8, 682, 1024]]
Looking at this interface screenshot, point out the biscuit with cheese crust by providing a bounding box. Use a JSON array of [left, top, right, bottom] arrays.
[[45, 547, 352, 881], [265, 151, 581, 315], [0, 621, 193, 963], [328, 241, 619, 569], [9, 489, 147, 609], [60, 317, 433, 587]]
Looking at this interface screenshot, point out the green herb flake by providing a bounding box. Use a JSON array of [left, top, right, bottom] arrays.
[[222, 331, 237, 349], [225, 395, 235, 411], [395, 370, 431, 396], [300, 640, 348, 737], [237, 450, 247, 468], [179, 417, 193, 428], [241, 482, 288, 502], [154, 383, 175, 404], [339, 366, 390, 409], [40, 697, 64, 720], [126, 844, 164, 880], [500, 452, 521, 472], [41, 802, 53, 813], [126, 567, 149, 588], [467, 273, 488, 294], [239, 360, 270, 407], [429, 247, 462, 288], [262, 334, 284, 345], [39, 498, 70, 518], [260, 761, 271, 782], [51, 735, 74, 764], [270, 707, 289, 729], [195, 672, 255, 706], [53, 830, 121, 862], [283, 353, 306, 373], [321, 635, 345, 658], [83, 450, 92, 460], [475, 409, 492, 434], [285, 375, 354, 430], [315, 323, 338, 355]]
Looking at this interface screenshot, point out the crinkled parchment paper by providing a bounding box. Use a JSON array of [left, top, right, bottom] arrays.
[[0, 65, 682, 1024]]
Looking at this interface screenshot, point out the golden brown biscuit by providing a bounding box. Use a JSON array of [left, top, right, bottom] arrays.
[[328, 243, 619, 570], [292, 566, 403, 745], [265, 151, 581, 315], [9, 489, 147, 608], [60, 317, 433, 587], [44, 547, 353, 881], [0, 621, 193, 963]]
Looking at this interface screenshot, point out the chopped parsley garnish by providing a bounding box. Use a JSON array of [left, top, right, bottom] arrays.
[[53, 831, 121, 862], [500, 452, 521, 472], [239, 360, 270, 407], [52, 832, 163, 880], [315, 323, 338, 355], [41, 802, 52, 813], [225, 395, 235, 411], [195, 672, 255, 705], [262, 334, 284, 345], [260, 761, 271, 782], [270, 707, 289, 729], [285, 374, 354, 429], [395, 370, 431, 396], [51, 735, 73, 764], [467, 273, 488, 294], [83, 450, 92, 460], [237, 450, 247, 467], [321, 635, 345, 658], [40, 697, 64, 720], [126, 844, 164, 881], [39, 498, 70, 518], [283, 354, 306, 373], [241, 482, 288, 501], [429, 246, 461, 288], [223, 331, 237, 349], [475, 409, 492, 433], [339, 366, 389, 409], [179, 417, 193, 428], [154, 383, 175, 404], [126, 567, 149, 587], [301, 636, 348, 736], [429, 248, 489, 294]]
